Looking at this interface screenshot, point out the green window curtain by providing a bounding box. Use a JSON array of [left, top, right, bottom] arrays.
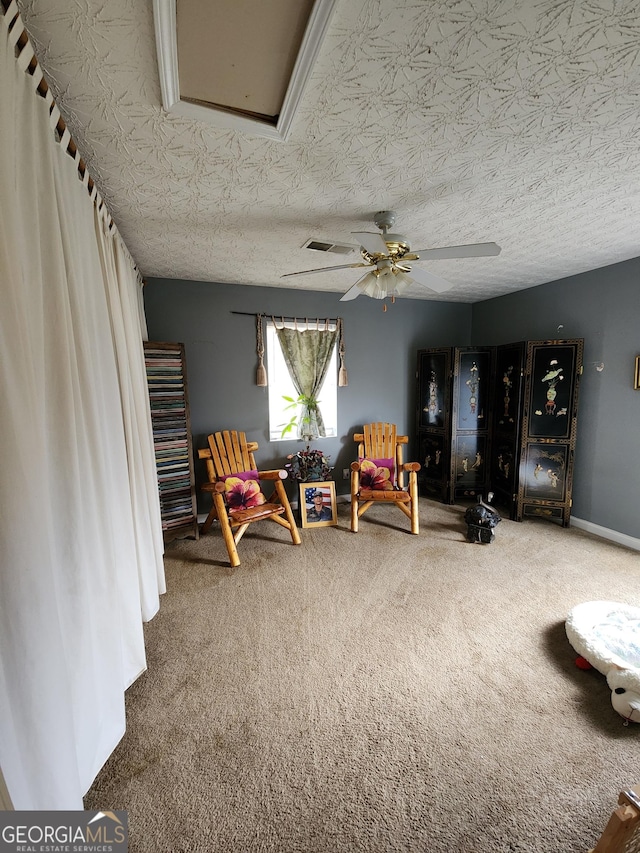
[[275, 325, 338, 440]]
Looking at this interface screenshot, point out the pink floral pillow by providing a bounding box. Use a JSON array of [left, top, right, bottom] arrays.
[[359, 458, 394, 490], [220, 471, 266, 513]]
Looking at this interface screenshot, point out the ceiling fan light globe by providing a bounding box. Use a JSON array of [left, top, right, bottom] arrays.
[[360, 272, 388, 299], [393, 272, 412, 297]]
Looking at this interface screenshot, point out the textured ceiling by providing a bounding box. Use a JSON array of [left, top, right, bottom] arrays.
[[17, 0, 640, 302]]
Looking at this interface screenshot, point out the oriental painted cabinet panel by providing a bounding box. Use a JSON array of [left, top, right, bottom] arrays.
[[416, 347, 493, 504], [488, 341, 526, 514], [144, 341, 199, 542], [514, 339, 583, 527], [450, 347, 494, 502], [416, 348, 452, 502]]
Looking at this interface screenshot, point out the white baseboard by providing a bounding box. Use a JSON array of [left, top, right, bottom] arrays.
[[570, 517, 640, 552]]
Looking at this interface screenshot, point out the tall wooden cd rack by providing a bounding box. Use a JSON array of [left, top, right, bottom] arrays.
[[144, 341, 199, 542]]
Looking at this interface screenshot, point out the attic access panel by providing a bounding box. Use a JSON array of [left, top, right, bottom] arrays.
[[153, 0, 336, 141], [178, 0, 313, 121]]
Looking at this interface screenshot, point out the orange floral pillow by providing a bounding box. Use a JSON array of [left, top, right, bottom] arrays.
[[220, 471, 266, 513], [359, 458, 394, 490]]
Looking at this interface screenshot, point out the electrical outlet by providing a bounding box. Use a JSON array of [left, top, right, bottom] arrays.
[[343, 468, 350, 480]]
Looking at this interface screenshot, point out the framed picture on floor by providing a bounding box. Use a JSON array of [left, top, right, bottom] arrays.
[[299, 481, 337, 528]]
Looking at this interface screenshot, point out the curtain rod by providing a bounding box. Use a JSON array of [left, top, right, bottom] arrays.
[[2, 0, 124, 243], [231, 311, 342, 324], [3, 1, 92, 191]]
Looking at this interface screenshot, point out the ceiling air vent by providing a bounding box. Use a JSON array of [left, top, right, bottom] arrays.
[[303, 238, 356, 255]]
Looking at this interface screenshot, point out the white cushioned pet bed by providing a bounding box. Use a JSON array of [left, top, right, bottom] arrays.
[[565, 600, 640, 724]]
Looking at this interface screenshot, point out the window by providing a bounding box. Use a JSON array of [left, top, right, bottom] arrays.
[[266, 320, 338, 441]]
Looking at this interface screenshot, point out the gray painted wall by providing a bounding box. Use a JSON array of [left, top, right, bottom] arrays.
[[145, 258, 639, 540], [144, 278, 470, 507], [472, 257, 640, 539]]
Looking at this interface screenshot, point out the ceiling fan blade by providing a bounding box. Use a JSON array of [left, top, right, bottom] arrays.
[[404, 265, 453, 293], [352, 231, 389, 256], [339, 270, 376, 301], [411, 242, 501, 260], [281, 262, 368, 279], [339, 282, 363, 302]]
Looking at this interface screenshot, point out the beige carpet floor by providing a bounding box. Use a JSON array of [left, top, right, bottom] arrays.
[[85, 498, 640, 852]]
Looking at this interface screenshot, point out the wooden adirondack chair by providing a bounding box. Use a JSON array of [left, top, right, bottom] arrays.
[[589, 786, 640, 853], [198, 430, 301, 567], [350, 423, 420, 534]]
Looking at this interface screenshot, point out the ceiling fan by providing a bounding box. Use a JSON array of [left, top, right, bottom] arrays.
[[281, 211, 501, 301]]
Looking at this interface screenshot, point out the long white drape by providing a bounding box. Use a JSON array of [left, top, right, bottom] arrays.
[[94, 214, 166, 619], [0, 5, 165, 809]]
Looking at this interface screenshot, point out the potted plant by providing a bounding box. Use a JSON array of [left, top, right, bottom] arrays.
[[284, 448, 332, 482]]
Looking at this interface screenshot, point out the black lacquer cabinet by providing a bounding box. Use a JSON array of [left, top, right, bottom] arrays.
[[416, 346, 494, 504], [513, 339, 583, 526], [416, 347, 452, 503], [416, 339, 583, 526]]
